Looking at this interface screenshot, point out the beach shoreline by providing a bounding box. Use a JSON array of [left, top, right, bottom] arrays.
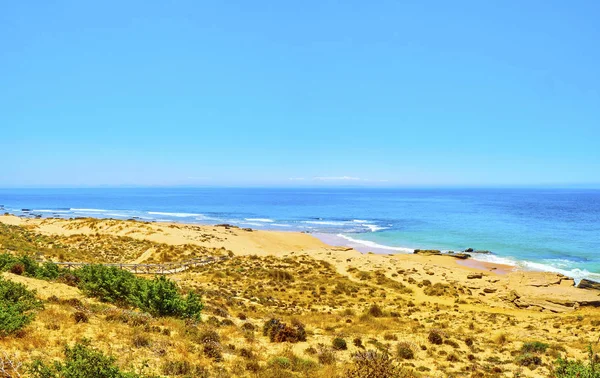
[[1, 214, 598, 315]]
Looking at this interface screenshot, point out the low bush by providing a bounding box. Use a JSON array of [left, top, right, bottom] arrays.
[[29, 339, 148, 378], [522, 341, 549, 354], [161, 360, 192, 376], [74, 265, 203, 320], [554, 345, 600, 378], [72, 311, 89, 324], [317, 346, 336, 365], [203, 341, 223, 361], [368, 304, 384, 317], [516, 353, 542, 367], [268, 269, 294, 282], [428, 329, 443, 345], [0, 276, 43, 336], [0, 253, 63, 280], [332, 337, 348, 350], [346, 350, 415, 377], [397, 342, 415, 359], [263, 318, 307, 343], [353, 338, 364, 349]]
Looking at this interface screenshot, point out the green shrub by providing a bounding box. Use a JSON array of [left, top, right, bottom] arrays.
[[74, 265, 203, 320], [522, 341, 549, 354], [0, 253, 64, 280], [0, 276, 43, 336], [397, 342, 414, 359], [75, 265, 137, 306], [554, 345, 600, 378], [134, 275, 203, 320], [516, 353, 542, 367], [332, 337, 348, 350], [29, 339, 144, 378]]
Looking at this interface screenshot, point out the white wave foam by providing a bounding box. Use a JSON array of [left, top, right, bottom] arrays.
[[466, 253, 518, 267], [148, 211, 202, 217], [365, 224, 389, 232], [104, 213, 130, 218], [352, 219, 369, 223], [34, 209, 71, 213], [336, 234, 414, 253], [245, 218, 274, 223], [519, 261, 600, 284], [71, 208, 110, 212], [271, 223, 291, 227], [303, 220, 347, 226]]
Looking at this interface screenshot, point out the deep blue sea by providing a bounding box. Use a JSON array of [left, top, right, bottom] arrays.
[[1, 187, 599, 282]]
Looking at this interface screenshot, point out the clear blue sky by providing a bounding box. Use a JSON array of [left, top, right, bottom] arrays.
[[1, 1, 599, 187]]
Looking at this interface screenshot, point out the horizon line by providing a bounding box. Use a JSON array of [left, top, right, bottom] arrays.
[[1, 184, 600, 190]]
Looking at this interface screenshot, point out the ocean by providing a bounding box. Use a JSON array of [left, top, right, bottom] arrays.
[[1, 187, 599, 282]]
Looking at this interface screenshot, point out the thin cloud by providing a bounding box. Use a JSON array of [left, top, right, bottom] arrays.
[[288, 177, 306, 181]]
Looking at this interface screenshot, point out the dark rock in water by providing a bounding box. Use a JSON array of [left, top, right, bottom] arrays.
[[242, 228, 253, 232], [449, 253, 471, 260], [577, 279, 600, 291], [464, 248, 474, 252], [473, 250, 492, 254], [22, 209, 32, 212], [413, 249, 442, 256]]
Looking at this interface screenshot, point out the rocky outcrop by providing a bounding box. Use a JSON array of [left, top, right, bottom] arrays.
[[413, 249, 442, 256], [447, 253, 471, 259], [467, 273, 483, 279], [215, 224, 239, 229], [577, 279, 600, 291], [500, 272, 600, 313]]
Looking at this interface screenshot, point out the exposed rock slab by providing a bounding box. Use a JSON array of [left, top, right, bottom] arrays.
[[577, 279, 600, 291]]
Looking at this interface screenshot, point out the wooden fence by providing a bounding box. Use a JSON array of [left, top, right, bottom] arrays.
[[52, 255, 229, 275]]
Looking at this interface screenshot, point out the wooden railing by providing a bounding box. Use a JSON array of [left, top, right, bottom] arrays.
[[52, 255, 229, 275]]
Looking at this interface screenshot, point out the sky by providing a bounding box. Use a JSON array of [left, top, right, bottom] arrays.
[[1, 1, 599, 187]]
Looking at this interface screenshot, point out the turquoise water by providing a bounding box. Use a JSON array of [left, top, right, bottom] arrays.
[[1, 187, 599, 282]]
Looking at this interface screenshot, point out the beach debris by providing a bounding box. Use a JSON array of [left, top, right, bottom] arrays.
[[483, 288, 497, 293]]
